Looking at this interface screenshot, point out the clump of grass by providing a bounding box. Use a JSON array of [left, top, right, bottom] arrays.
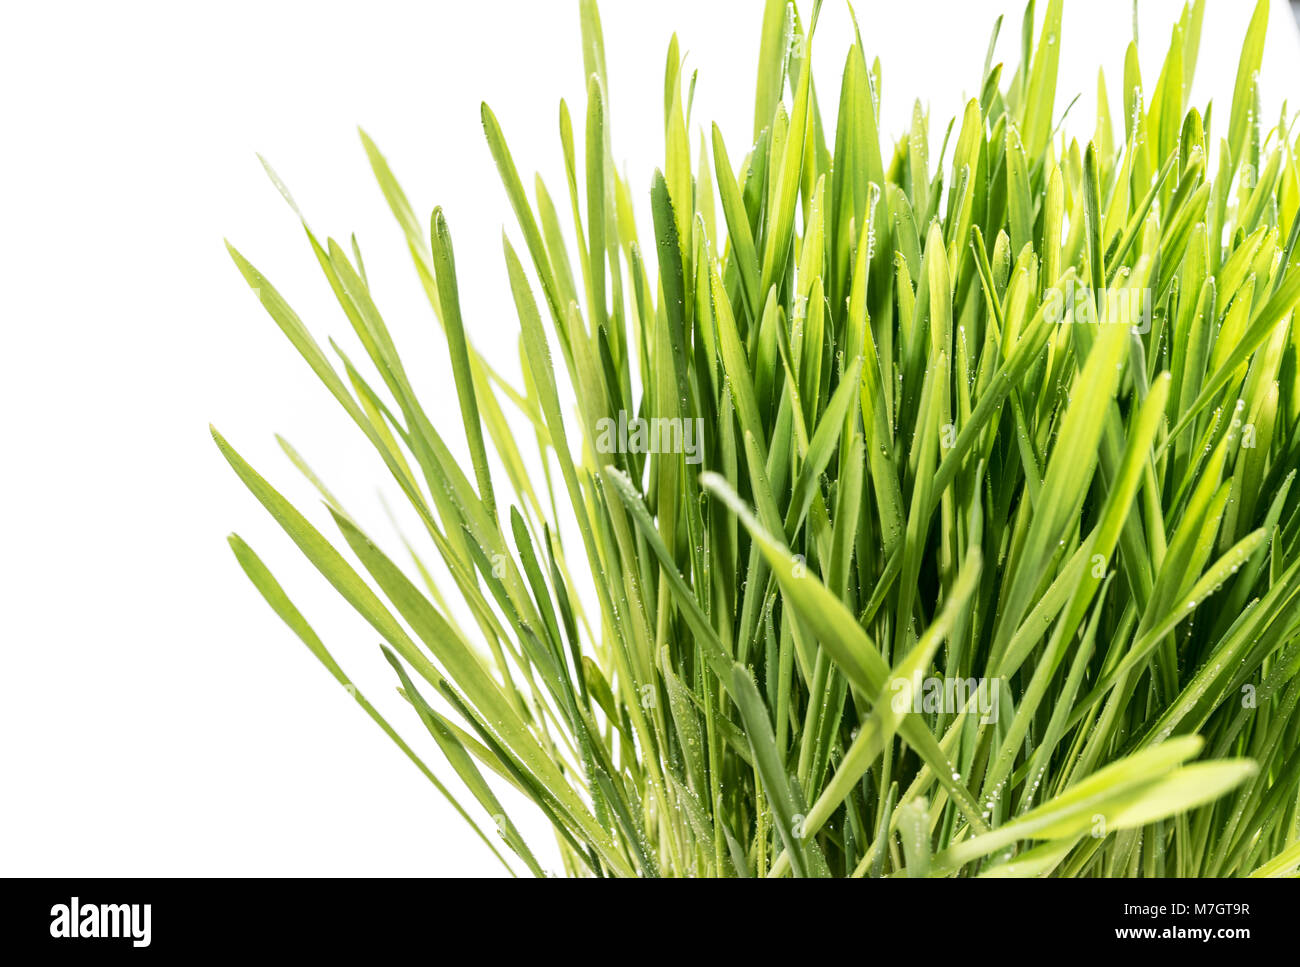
[[216, 0, 1300, 877]]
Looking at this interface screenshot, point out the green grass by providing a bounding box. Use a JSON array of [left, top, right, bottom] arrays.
[[216, 0, 1300, 877]]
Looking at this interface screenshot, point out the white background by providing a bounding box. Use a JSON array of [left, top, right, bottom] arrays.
[[2, 1, 1298, 877]]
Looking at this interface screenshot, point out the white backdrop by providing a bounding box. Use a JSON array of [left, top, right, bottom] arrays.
[[2, 1, 1298, 877]]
